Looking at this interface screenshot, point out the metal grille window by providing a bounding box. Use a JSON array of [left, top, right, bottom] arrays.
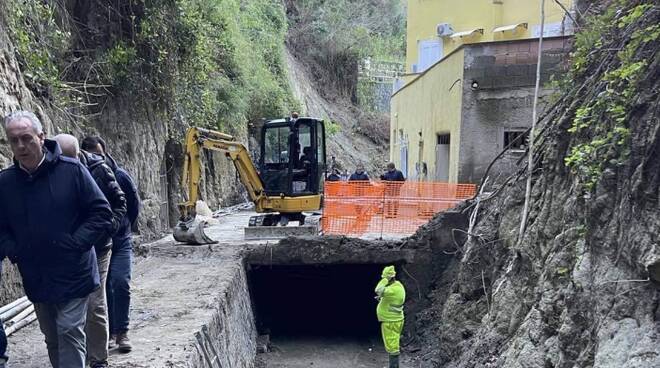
[[504, 130, 529, 151]]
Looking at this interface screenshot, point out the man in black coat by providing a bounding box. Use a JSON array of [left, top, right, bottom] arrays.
[[0, 111, 112, 368], [55, 134, 126, 368], [379, 162, 405, 182], [82, 135, 140, 353], [380, 162, 406, 218], [349, 164, 370, 181]]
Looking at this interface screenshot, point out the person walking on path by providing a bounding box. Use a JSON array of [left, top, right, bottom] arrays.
[[0, 111, 112, 368], [55, 134, 127, 368], [82, 136, 140, 353], [375, 265, 406, 368]]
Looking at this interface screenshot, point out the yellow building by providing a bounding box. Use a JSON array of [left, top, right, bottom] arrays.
[[391, 0, 575, 183]]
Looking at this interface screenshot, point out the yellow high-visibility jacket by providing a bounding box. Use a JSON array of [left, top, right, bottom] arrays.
[[375, 278, 406, 322]]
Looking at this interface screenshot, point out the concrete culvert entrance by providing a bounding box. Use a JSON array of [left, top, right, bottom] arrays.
[[248, 264, 396, 367]]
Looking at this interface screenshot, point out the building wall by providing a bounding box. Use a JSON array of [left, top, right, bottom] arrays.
[[406, 0, 574, 73], [391, 37, 571, 184], [390, 48, 465, 182], [458, 37, 572, 182]]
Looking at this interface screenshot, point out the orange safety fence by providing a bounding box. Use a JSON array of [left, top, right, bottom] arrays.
[[322, 180, 477, 236]]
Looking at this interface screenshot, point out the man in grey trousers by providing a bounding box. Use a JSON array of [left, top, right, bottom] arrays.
[[55, 134, 127, 368], [0, 111, 112, 367]]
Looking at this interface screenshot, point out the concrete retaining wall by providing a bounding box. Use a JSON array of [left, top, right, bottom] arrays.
[[188, 262, 257, 368]]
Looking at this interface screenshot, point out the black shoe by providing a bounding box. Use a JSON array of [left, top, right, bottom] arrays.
[[389, 354, 399, 368], [117, 331, 133, 353]]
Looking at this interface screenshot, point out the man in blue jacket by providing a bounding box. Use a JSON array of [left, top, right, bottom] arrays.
[[82, 136, 140, 353], [0, 111, 113, 368], [380, 163, 405, 218], [349, 164, 370, 181]]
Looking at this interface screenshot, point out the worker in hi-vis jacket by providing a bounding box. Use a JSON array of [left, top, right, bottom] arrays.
[[375, 265, 406, 368]]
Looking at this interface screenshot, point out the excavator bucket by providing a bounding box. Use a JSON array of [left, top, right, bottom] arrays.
[[173, 217, 218, 245]]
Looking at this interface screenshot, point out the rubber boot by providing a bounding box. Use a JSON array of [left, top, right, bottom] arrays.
[[389, 354, 400, 368]]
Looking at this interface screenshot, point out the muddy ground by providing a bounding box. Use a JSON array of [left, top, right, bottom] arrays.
[[257, 336, 414, 368]]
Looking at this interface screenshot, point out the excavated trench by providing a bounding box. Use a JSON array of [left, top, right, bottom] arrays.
[[7, 211, 456, 368], [248, 264, 385, 337], [239, 236, 433, 367]]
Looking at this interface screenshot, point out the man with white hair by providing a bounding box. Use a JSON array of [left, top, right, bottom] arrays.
[[54, 134, 126, 368], [0, 111, 112, 368]]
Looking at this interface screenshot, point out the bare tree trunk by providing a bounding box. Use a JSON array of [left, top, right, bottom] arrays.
[[518, 0, 545, 243]]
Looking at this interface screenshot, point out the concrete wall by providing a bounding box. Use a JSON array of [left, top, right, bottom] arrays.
[[189, 262, 257, 368], [406, 0, 574, 73], [458, 37, 571, 182], [390, 48, 465, 182]]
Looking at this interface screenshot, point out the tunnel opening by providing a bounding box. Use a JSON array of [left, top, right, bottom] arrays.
[[247, 263, 388, 338]]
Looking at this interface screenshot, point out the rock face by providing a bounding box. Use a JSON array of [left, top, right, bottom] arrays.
[[407, 1, 660, 367], [0, 7, 245, 304]]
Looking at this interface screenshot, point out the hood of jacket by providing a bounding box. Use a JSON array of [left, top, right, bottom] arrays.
[[11, 139, 64, 182]]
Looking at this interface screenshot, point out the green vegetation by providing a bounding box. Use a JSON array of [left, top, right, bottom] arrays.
[[5, 1, 70, 99], [563, 2, 657, 191], [288, 0, 405, 60], [287, 0, 406, 110], [3, 0, 299, 131], [325, 121, 341, 136]]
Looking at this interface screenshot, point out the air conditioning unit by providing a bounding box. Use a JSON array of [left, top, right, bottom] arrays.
[[436, 23, 454, 37]]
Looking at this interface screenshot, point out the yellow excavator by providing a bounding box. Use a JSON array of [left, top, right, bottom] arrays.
[[173, 116, 327, 244]]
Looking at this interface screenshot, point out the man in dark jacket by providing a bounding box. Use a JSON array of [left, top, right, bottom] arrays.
[[55, 134, 126, 368], [380, 163, 405, 218], [380, 162, 405, 182], [0, 111, 112, 368], [327, 167, 342, 181], [349, 164, 370, 181], [82, 135, 140, 353]]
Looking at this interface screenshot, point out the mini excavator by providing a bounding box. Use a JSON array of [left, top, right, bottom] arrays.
[[173, 116, 326, 244]]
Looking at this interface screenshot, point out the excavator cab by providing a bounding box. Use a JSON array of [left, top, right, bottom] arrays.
[[259, 117, 326, 198]]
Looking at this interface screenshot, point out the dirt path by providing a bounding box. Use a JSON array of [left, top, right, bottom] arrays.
[[8, 245, 244, 368]]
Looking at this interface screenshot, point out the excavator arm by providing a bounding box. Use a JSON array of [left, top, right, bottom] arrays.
[[175, 125, 323, 244], [175, 127, 266, 244], [178, 127, 265, 221]]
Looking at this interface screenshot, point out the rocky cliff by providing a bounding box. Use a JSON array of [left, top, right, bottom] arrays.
[[408, 1, 660, 366], [0, 0, 294, 304]]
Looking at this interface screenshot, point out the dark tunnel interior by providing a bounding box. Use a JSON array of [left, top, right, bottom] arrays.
[[247, 264, 389, 337]]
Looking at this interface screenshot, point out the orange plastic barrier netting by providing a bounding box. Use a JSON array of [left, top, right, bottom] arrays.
[[322, 180, 477, 236]]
